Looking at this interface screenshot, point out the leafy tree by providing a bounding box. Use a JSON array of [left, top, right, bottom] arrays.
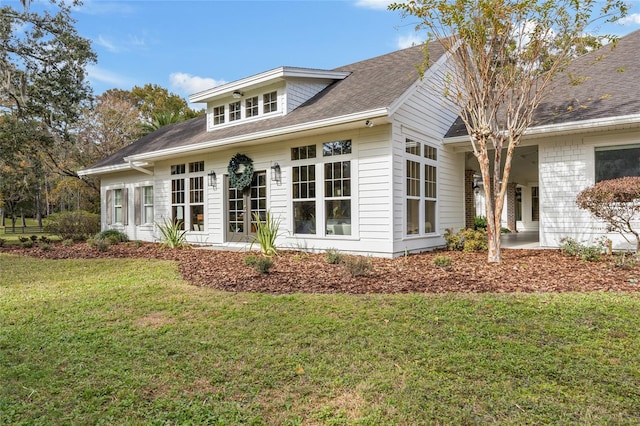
[[129, 84, 202, 132], [390, 0, 627, 262], [577, 177, 640, 252], [139, 111, 183, 135]]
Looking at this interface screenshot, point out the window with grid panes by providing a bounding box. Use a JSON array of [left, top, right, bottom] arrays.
[[324, 160, 351, 236], [229, 101, 241, 121], [246, 96, 258, 117], [114, 189, 123, 224], [213, 106, 225, 125], [263, 91, 277, 113], [405, 138, 438, 235], [291, 145, 317, 234], [142, 186, 153, 224]]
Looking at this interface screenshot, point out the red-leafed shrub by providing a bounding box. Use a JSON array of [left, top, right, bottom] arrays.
[[576, 176, 640, 251]]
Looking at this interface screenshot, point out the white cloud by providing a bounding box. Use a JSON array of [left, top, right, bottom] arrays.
[[397, 34, 424, 49], [86, 65, 133, 88], [170, 72, 226, 96], [618, 13, 640, 25], [354, 0, 393, 10], [95, 35, 118, 53]]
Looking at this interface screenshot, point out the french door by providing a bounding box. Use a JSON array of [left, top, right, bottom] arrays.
[[227, 171, 267, 242]]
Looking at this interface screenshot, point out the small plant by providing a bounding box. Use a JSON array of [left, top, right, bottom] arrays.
[[156, 218, 188, 249], [474, 215, 487, 230], [39, 236, 51, 244], [342, 255, 374, 277], [444, 228, 488, 251], [579, 245, 601, 262], [95, 239, 109, 252], [560, 237, 582, 257], [433, 255, 452, 269], [30, 235, 38, 242], [612, 251, 638, 270], [18, 236, 29, 243], [62, 239, 74, 247], [244, 254, 274, 274], [250, 211, 281, 257], [559, 237, 603, 262], [95, 229, 128, 244], [0, 238, 5, 247], [325, 248, 343, 265], [39, 242, 51, 251], [21, 240, 34, 248]]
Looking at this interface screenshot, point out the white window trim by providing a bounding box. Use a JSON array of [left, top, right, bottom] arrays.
[[403, 138, 439, 238]]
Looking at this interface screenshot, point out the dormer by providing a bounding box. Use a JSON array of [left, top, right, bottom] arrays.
[[189, 67, 351, 132]]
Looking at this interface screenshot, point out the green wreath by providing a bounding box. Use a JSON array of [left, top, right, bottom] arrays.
[[228, 153, 254, 190]]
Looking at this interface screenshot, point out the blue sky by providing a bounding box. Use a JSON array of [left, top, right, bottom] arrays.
[[15, 0, 640, 107]]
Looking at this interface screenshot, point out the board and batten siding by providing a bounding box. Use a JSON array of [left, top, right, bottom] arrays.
[[538, 129, 640, 251]]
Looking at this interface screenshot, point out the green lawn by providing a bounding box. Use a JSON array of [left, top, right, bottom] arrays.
[[1, 254, 639, 425]]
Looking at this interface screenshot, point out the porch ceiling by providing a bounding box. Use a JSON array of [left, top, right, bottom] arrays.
[[465, 145, 539, 186]]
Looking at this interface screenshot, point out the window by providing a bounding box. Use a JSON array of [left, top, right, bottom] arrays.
[[171, 178, 185, 229], [246, 96, 258, 118], [595, 145, 640, 182], [531, 186, 539, 222], [213, 106, 225, 125], [229, 101, 241, 121], [114, 189, 123, 224], [189, 161, 204, 173], [291, 144, 316, 161], [263, 91, 277, 113], [143, 186, 153, 224], [405, 138, 437, 235], [293, 164, 316, 234], [325, 161, 351, 236], [171, 163, 185, 175], [322, 140, 352, 157], [190, 176, 204, 231]]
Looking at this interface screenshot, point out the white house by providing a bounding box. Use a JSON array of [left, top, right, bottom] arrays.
[[79, 29, 640, 256]]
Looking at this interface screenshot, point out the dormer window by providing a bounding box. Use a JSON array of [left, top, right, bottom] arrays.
[[246, 96, 258, 118], [264, 91, 277, 113], [229, 101, 241, 122], [213, 106, 225, 125]]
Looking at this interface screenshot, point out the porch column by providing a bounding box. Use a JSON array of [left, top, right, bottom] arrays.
[[507, 182, 517, 232], [464, 169, 475, 229]]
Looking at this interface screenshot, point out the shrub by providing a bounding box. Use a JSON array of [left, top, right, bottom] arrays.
[[30, 235, 38, 242], [44, 211, 100, 241], [444, 228, 488, 251], [560, 237, 582, 257], [95, 229, 128, 244], [613, 251, 638, 269], [325, 248, 343, 265], [250, 211, 281, 257], [433, 255, 452, 269], [62, 239, 74, 247], [244, 255, 274, 274], [39, 242, 51, 251], [342, 255, 374, 277], [0, 238, 4, 247], [39, 236, 51, 244], [474, 216, 487, 230], [156, 218, 188, 248], [21, 240, 34, 248], [577, 176, 640, 252], [18, 236, 29, 243], [559, 237, 603, 262]]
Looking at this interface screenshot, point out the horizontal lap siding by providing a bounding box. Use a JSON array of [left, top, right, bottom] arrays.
[[286, 78, 334, 112]]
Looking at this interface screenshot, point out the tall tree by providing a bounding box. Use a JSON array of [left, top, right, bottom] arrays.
[[390, 0, 627, 262], [129, 84, 202, 133]]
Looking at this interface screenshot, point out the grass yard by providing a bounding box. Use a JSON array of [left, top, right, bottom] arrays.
[[1, 254, 639, 425]]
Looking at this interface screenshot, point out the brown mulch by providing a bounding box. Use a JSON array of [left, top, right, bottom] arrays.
[[2, 242, 640, 294]]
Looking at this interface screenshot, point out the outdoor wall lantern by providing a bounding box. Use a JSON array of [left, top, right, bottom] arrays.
[[271, 162, 281, 183], [232, 90, 244, 99], [207, 170, 217, 189]]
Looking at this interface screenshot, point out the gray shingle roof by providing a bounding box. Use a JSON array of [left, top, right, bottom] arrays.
[[88, 43, 446, 170], [444, 29, 640, 138]]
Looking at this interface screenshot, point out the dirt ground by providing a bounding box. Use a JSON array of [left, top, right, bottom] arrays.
[[3, 241, 640, 294]]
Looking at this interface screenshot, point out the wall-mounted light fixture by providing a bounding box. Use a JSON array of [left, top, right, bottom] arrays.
[[365, 120, 374, 127], [270, 162, 281, 183], [207, 170, 217, 189], [232, 90, 244, 99]]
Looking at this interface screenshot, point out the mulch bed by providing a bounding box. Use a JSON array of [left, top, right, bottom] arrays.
[[2, 242, 640, 294]]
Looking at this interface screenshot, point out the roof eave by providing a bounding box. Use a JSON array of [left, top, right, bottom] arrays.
[[125, 108, 390, 163]]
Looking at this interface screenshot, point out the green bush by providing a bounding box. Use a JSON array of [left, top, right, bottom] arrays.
[[95, 229, 128, 244], [474, 216, 487, 230], [39, 242, 51, 251], [342, 255, 374, 277], [21, 240, 34, 248], [444, 228, 488, 251], [433, 255, 452, 269], [559, 237, 603, 262], [44, 211, 100, 241], [62, 239, 74, 247], [325, 248, 343, 265], [156, 218, 188, 248], [0, 238, 5, 247], [244, 255, 274, 274], [250, 211, 281, 257]]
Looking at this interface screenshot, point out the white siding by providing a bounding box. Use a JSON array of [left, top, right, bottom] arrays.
[[285, 78, 333, 112], [538, 129, 640, 251]]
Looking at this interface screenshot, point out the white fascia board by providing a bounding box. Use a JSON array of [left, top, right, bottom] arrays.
[[443, 113, 640, 145], [77, 163, 133, 176], [189, 67, 350, 104], [125, 108, 390, 163]]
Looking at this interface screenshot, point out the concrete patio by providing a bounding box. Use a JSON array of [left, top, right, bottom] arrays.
[[501, 230, 540, 249]]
